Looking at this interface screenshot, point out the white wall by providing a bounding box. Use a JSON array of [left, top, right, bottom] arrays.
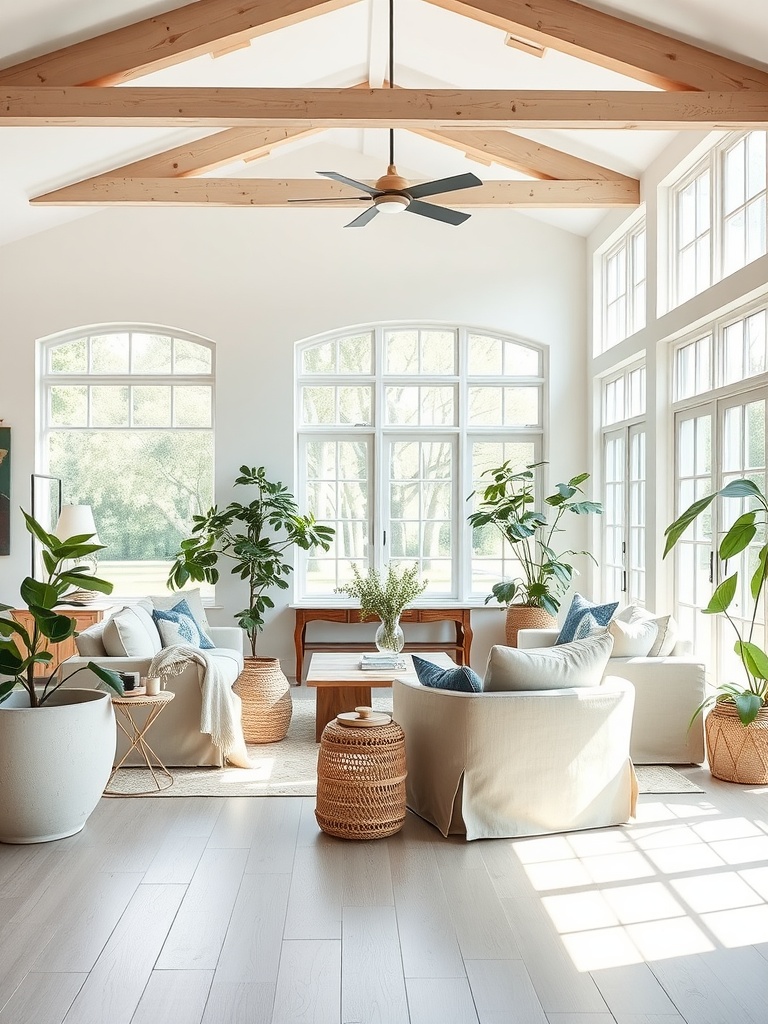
[[0, 203, 588, 675]]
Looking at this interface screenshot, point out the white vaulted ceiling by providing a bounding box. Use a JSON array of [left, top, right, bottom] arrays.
[[1, 0, 768, 245]]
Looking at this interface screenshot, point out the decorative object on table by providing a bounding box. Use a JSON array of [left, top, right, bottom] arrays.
[[105, 690, 176, 794], [53, 504, 104, 605], [412, 654, 483, 693], [144, 675, 161, 697], [315, 707, 407, 839], [467, 461, 603, 646], [168, 465, 334, 742], [0, 424, 10, 556], [664, 477, 768, 784], [0, 511, 121, 844], [359, 651, 407, 671], [335, 562, 428, 655]]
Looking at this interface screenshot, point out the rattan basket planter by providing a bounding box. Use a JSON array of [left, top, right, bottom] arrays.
[[705, 700, 768, 784], [233, 657, 292, 744], [316, 717, 407, 840], [504, 605, 558, 647]]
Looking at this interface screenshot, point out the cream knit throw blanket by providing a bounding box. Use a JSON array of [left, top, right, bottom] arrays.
[[148, 644, 252, 768]]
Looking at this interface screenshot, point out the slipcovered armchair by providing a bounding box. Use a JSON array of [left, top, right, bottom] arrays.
[[393, 675, 637, 841]]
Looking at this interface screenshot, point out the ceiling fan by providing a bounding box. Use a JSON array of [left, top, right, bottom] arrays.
[[289, 0, 483, 227]]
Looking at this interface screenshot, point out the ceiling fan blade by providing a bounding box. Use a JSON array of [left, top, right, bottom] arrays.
[[317, 171, 380, 196], [407, 172, 483, 200], [405, 199, 471, 226], [345, 206, 380, 228]]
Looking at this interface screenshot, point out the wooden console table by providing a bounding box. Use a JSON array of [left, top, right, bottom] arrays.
[[293, 606, 473, 684], [11, 605, 112, 677]]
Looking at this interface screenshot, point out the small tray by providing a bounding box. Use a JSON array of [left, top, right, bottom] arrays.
[[336, 706, 391, 727], [121, 686, 147, 697]]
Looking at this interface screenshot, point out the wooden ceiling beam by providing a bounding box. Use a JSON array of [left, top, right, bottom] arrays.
[[3, 87, 768, 129], [413, 127, 635, 182], [423, 0, 768, 92], [0, 0, 360, 87], [31, 176, 640, 207]]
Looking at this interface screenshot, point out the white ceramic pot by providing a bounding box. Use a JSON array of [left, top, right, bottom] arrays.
[[0, 688, 116, 844]]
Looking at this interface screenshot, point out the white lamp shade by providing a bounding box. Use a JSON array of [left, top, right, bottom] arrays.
[[54, 504, 100, 545]]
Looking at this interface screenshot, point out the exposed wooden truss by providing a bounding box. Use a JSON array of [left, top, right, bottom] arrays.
[[423, 0, 768, 91], [5, 0, 767, 211], [30, 177, 640, 207], [4, 87, 768, 130]]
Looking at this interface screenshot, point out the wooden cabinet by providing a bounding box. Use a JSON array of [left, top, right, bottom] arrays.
[[11, 605, 111, 677]]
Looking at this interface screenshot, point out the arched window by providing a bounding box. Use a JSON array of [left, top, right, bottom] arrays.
[[39, 326, 215, 597], [295, 324, 546, 601]]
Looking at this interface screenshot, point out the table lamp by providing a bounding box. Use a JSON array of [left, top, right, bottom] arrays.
[[54, 504, 102, 605]]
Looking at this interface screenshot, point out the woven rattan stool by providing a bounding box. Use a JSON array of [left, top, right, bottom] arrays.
[[315, 707, 407, 840]]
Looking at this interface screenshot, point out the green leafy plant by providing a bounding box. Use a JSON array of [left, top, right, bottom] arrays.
[[335, 563, 427, 621], [467, 461, 603, 616], [0, 511, 123, 707], [664, 477, 768, 726], [168, 465, 334, 657]]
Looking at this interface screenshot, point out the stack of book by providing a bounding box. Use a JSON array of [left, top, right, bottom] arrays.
[[359, 652, 408, 671]]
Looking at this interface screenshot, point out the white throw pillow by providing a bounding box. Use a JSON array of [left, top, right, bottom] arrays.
[[74, 620, 107, 656], [142, 588, 210, 630], [608, 616, 658, 657], [483, 631, 614, 692], [102, 607, 162, 658], [615, 605, 679, 657]]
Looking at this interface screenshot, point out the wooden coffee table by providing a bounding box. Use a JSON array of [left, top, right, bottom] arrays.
[[306, 651, 455, 741]]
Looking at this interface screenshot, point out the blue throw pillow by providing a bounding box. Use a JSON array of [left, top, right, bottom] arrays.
[[152, 598, 215, 650], [412, 655, 482, 693], [556, 594, 618, 645]]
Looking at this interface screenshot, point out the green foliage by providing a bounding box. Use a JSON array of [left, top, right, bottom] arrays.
[[664, 478, 768, 726], [466, 462, 603, 616], [334, 563, 428, 624], [168, 466, 334, 656], [0, 512, 123, 708]]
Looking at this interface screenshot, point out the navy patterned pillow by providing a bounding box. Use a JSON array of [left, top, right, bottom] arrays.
[[412, 655, 482, 693]]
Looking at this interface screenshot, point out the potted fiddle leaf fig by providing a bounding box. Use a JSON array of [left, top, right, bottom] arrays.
[[664, 477, 768, 783], [168, 465, 334, 742], [467, 461, 603, 645], [0, 511, 122, 844]]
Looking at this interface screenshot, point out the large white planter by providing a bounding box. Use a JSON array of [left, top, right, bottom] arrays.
[[0, 688, 116, 844]]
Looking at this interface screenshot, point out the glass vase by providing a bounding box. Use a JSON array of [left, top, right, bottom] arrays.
[[375, 615, 405, 655]]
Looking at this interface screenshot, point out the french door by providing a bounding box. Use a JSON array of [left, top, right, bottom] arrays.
[[602, 424, 646, 605], [674, 388, 767, 677]]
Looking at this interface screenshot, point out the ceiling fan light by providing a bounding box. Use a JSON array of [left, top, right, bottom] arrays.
[[373, 194, 410, 215]]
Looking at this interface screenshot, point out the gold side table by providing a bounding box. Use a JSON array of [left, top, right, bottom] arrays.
[[105, 691, 176, 795]]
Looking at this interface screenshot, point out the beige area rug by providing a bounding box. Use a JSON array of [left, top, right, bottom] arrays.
[[107, 696, 705, 797]]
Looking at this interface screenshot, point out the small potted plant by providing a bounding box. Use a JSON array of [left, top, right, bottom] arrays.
[[0, 512, 122, 844], [335, 562, 427, 654], [467, 461, 603, 645], [168, 465, 334, 742], [664, 477, 768, 783]]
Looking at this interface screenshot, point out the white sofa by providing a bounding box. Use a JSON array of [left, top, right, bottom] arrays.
[[60, 625, 244, 766], [518, 628, 706, 764], [393, 674, 637, 841]]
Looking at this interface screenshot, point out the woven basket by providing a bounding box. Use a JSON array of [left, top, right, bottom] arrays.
[[706, 700, 768, 784], [316, 719, 407, 840], [505, 605, 558, 647], [233, 657, 292, 744]]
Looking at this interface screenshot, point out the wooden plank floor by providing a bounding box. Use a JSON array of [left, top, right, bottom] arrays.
[[1, 769, 767, 1023]]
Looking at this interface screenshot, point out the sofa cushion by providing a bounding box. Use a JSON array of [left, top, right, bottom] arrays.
[[615, 605, 679, 657], [142, 588, 210, 631], [74, 620, 108, 656], [608, 616, 658, 657], [484, 631, 614, 692], [556, 594, 618, 644], [103, 607, 162, 658], [152, 598, 216, 650], [412, 655, 482, 693]]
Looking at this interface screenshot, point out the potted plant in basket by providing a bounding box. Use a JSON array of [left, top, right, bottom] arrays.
[[467, 462, 603, 646], [0, 511, 122, 844], [335, 562, 428, 654], [664, 477, 768, 783], [168, 465, 334, 742]]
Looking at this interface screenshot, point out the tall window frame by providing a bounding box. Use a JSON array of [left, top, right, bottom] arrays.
[[39, 325, 216, 598], [295, 324, 547, 602], [669, 131, 767, 310], [597, 215, 646, 353]]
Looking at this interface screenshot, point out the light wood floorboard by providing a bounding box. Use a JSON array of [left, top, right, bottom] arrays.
[[0, 768, 766, 1023]]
